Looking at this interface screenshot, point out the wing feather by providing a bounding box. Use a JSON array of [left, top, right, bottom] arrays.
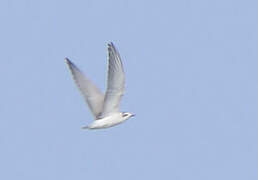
[[65, 58, 104, 119], [100, 43, 125, 117]]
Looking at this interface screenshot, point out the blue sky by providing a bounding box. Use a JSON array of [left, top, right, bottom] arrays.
[[0, 0, 258, 179]]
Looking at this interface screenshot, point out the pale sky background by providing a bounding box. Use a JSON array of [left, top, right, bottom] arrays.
[[0, 0, 258, 179]]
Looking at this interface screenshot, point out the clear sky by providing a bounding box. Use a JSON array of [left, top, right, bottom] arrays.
[[0, 0, 257, 179]]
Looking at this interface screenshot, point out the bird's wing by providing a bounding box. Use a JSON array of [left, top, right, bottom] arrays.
[[100, 42, 125, 118], [65, 58, 104, 119]]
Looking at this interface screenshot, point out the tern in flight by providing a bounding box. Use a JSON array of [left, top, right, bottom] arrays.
[[65, 42, 134, 129]]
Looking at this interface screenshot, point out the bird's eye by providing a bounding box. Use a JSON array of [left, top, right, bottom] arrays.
[[122, 113, 128, 117]]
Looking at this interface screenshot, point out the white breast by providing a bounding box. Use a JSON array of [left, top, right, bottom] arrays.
[[87, 113, 125, 129]]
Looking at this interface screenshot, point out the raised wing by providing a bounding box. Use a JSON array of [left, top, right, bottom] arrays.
[[65, 58, 104, 119], [100, 42, 125, 117]]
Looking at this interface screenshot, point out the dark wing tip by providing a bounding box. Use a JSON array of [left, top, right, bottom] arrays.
[[65, 57, 72, 65], [108, 42, 114, 47], [65, 57, 81, 72], [107, 42, 116, 51], [65, 57, 77, 68], [108, 42, 120, 56]]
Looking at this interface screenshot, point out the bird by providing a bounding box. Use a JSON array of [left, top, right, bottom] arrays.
[[65, 42, 135, 129]]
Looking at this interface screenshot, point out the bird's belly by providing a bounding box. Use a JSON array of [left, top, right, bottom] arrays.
[[88, 115, 124, 129]]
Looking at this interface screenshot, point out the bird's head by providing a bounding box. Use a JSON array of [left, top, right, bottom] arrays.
[[122, 112, 135, 120]]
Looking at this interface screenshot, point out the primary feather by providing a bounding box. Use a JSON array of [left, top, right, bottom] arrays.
[[65, 58, 104, 119], [99, 42, 125, 118]]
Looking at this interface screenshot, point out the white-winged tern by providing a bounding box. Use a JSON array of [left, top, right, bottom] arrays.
[[65, 42, 134, 129]]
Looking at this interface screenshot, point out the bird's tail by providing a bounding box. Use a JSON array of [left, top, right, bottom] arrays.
[[81, 126, 89, 129]]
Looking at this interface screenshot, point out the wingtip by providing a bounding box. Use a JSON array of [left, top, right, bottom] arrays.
[[108, 41, 113, 45], [107, 42, 115, 48], [65, 57, 71, 64], [65, 58, 76, 68]]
